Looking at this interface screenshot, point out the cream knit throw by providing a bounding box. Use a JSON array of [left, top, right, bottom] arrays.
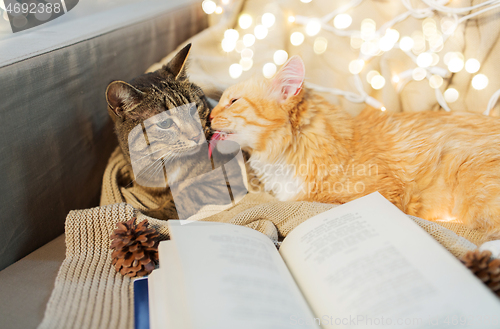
[[38, 147, 484, 329]]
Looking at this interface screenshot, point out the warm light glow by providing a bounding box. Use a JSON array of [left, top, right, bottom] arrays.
[[448, 57, 464, 73], [412, 67, 427, 81], [221, 39, 236, 52], [381, 106, 387, 111], [202, 0, 216, 14], [366, 70, 380, 84], [361, 19, 376, 40], [290, 32, 305, 46], [444, 52, 464, 66], [221, 0, 229, 4], [263, 63, 277, 78], [241, 48, 254, 59], [350, 34, 363, 49], [422, 17, 437, 37], [254, 25, 268, 39], [429, 75, 443, 89], [472, 74, 489, 90], [224, 29, 239, 41], [385, 29, 400, 44], [300, 0, 312, 3], [399, 36, 414, 52], [349, 59, 365, 74], [333, 14, 352, 29], [379, 36, 395, 52], [229, 64, 243, 79], [429, 35, 443, 51], [392, 75, 400, 83], [240, 58, 253, 71], [273, 50, 288, 65], [361, 40, 380, 56], [441, 17, 456, 35], [262, 13, 276, 28], [235, 40, 245, 53], [243, 34, 255, 47], [417, 52, 433, 68], [313, 37, 328, 54], [379, 29, 399, 52], [215, 6, 223, 14], [411, 31, 426, 54], [465, 59, 480, 74], [238, 14, 253, 29], [431, 53, 440, 66], [371, 75, 386, 90], [288, 16, 295, 23], [306, 19, 322, 36], [444, 88, 459, 103]]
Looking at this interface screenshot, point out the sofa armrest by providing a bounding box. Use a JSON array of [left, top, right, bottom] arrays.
[[0, 0, 207, 271], [0, 235, 65, 329]]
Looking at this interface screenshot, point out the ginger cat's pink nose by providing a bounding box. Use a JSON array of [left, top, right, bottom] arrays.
[[210, 104, 223, 120]]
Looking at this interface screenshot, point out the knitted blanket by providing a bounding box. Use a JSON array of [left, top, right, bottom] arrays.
[[38, 147, 483, 329]]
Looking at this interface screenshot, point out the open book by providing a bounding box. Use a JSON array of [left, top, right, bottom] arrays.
[[145, 192, 500, 328]]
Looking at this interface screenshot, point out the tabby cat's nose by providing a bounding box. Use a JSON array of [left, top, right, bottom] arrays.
[[190, 133, 202, 143]]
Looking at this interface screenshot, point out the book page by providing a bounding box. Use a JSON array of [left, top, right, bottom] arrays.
[[148, 241, 191, 329], [280, 192, 500, 328], [167, 220, 320, 329]]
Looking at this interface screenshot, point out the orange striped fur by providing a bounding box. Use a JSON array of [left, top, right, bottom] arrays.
[[210, 56, 500, 240]]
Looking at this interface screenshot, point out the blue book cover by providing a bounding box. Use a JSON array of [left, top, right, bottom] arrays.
[[133, 276, 150, 329]]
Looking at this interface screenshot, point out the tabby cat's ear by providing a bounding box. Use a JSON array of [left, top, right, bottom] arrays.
[[164, 43, 191, 80], [271, 55, 305, 103], [106, 81, 144, 118]]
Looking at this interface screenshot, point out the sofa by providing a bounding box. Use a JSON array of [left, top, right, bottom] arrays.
[[0, 1, 207, 327]]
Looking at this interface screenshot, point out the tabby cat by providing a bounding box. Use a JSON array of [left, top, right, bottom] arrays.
[[209, 55, 500, 240], [106, 44, 244, 220]]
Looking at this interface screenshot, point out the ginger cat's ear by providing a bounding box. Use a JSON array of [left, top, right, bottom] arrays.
[[271, 55, 305, 102], [106, 81, 144, 118]]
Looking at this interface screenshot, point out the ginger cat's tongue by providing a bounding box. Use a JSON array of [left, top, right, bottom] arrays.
[[208, 131, 226, 158]]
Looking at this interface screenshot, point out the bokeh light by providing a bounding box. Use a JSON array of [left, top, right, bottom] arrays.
[[263, 63, 277, 78], [273, 50, 288, 65], [262, 13, 276, 28], [349, 59, 364, 74], [243, 34, 255, 47], [202, 0, 216, 14], [290, 32, 305, 46], [254, 25, 268, 39], [314, 37, 328, 54], [306, 19, 322, 36], [444, 88, 459, 102], [238, 14, 253, 29], [333, 14, 352, 29], [472, 74, 489, 90], [465, 59, 480, 74], [229, 64, 243, 79], [429, 75, 443, 89], [371, 75, 385, 90]]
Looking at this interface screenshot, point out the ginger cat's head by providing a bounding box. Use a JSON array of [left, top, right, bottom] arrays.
[[210, 56, 305, 152]]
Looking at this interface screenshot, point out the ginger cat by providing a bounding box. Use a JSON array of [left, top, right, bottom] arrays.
[[210, 55, 500, 240]]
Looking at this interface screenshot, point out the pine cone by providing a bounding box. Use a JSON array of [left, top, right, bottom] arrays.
[[462, 249, 500, 297], [110, 217, 159, 278]]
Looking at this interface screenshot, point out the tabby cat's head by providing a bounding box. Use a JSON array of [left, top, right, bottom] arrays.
[[105, 44, 212, 186]]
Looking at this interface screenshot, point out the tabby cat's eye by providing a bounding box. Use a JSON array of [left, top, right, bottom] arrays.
[[230, 98, 239, 105], [156, 118, 174, 129]]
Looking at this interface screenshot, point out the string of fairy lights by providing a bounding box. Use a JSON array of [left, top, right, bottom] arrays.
[[202, 0, 500, 115]]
